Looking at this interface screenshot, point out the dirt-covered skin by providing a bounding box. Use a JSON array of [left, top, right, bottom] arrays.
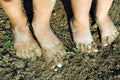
[[96, 16, 119, 47], [13, 25, 42, 60], [70, 19, 98, 53], [0, 0, 120, 80]]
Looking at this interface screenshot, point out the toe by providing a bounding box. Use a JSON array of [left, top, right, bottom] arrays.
[[86, 44, 92, 53], [34, 47, 42, 57], [102, 31, 119, 46], [48, 53, 63, 69], [16, 50, 22, 58], [108, 31, 119, 44], [78, 42, 98, 53], [80, 44, 86, 53], [47, 59, 56, 69], [29, 50, 36, 59], [102, 37, 109, 46], [54, 53, 63, 67], [42, 46, 65, 69], [91, 42, 98, 52], [78, 43, 89, 53], [33, 43, 42, 57], [15, 48, 36, 60], [42, 49, 56, 69], [16, 50, 28, 59]]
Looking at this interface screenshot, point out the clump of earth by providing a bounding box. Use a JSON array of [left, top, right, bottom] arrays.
[[0, 0, 120, 80]]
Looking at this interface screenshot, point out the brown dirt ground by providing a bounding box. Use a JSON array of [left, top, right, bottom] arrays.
[[0, 0, 120, 80]]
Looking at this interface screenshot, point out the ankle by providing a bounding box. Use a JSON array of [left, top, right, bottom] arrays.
[[12, 18, 29, 31], [72, 18, 89, 30], [96, 15, 110, 24], [32, 19, 50, 28]]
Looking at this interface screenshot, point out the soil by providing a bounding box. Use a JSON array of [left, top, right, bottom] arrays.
[[0, 0, 120, 80]]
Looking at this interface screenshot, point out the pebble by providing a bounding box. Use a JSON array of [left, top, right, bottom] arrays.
[[57, 63, 62, 68], [54, 68, 58, 71]]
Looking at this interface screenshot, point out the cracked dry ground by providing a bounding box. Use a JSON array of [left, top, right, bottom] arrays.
[[0, 0, 120, 80]]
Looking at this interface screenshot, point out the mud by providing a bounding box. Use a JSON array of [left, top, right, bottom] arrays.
[[0, 0, 120, 80]]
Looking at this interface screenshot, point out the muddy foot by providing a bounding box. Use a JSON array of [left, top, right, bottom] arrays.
[[32, 24, 65, 69], [70, 19, 98, 53], [13, 25, 42, 60], [97, 16, 119, 46]]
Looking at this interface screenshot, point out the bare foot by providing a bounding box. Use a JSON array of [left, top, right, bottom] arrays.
[[13, 24, 42, 60], [32, 23, 65, 69], [70, 18, 98, 53], [96, 16, 119, 46]]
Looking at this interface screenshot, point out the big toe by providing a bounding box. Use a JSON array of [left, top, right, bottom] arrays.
[[47, 54, 63, 69], [33, 43, 42, 57], [42, 46, 65, 69]]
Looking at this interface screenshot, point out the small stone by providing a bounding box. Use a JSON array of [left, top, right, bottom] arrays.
[[53, 13, 56, 16], [57, 63, 62, 68], [54, 68, 58, 71]]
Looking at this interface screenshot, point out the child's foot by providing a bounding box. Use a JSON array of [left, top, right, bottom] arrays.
[[32, 23, 65, 69], [96, 16, 119, 46], [13, 24, 42, 60], [70, 18, 98, 53]]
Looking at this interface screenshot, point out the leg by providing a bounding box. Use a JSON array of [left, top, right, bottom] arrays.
[[0, 0, 42, 60], [96, 0, 119, 46], [71, 0, 98, 53], [32, 0, 65, 68]]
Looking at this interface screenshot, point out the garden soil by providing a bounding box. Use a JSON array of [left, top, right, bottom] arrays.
[[0, 0, 120, 80]]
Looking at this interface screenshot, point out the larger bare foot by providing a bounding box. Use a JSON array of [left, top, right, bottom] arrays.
[[96, 16, 119, 46], [32, 23, 65, 69], [13, 24, 42, 60], [70, 18, 98, 53]]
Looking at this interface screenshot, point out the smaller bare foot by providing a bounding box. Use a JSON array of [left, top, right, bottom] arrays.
[[32, 24, 65, 69], [13, 24, 42, 60], [96, 16, 119, 46], [70, 18, 98, 53]]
